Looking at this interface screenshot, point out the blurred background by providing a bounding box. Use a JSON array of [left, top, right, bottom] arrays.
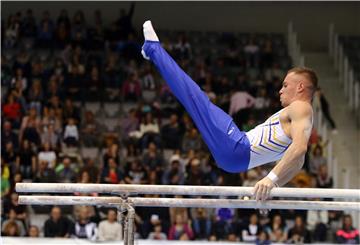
[[1, 1, 359, 244]]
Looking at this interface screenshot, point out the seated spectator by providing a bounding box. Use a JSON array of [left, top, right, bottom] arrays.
[[2, 141, 19, 174], [1, 221, 20, 237], [1, 160, 11, 197], [124, 159, 147, 184], [244, 38, 260, 68], [27, 79, 44, 115], [1, 208, 26, 236], [81, 111, 101, 147], [44, 206, 73, 238], [122, 72, 142, 102], [98, 209, 122, 241], [120, 109, 140, 143], [40, 124, 59, 150], [137, 112, 161, 149], [162, 156, 185, 185], [73, 206, 98, 241], [213, 207, 236, 240], [186, 158, 204, 186], [10, 68, 28, 93], [142, 142, 164, 173], [33, 160, 57, 183], [56, 157, 77, 183], [336, 214, 360, 244], [2, 93, 22, 128], [265, 214, 288, 243], [254, 88, 270, 109], [148, 224, 167, 240], [4, 14, 20, 48], [190, 206, 213, 239], [256, 230, 271, 245], [309, 145, 326, 175], [2, 121, 19, 150], [37, 11, 54, 48], [287, 215, 311, 243], [182, 128, 202, 153], [38, 142, 57, 169], [102, 143, 120, 169], [28, 225, 40, 237], [19, 107, 41, 146], [316, 163, 333, 188], [168, 214, 194, 240], [2, 193, 27, 225], [79, 158, 100, 183], [41, 106, 63, 136], [242, 213, 262, 242], [17, 140, 35, 179], [63, 117, 79, 147], [161, 113, 183, 149], [101, 157, 124, 184]]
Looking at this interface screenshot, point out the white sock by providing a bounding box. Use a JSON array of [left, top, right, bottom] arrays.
[[143, 20, 159, 42]]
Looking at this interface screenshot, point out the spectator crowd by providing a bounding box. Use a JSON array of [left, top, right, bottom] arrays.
[[1, 6, 359, 244]]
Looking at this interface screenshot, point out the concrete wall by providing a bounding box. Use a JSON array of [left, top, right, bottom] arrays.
[[2, 2, 360, 51]]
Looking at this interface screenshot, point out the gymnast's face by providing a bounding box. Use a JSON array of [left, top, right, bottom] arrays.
[[279, 72, 301, 107]]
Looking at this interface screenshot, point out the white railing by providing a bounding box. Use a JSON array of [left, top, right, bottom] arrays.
[[287, 21, 305, 67], [329, 23, 360, 125]]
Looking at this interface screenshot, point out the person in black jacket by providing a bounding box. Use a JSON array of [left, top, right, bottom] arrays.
[[44, 206, 73, 238]]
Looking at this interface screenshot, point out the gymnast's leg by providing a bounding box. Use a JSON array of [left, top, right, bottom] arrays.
[[141, 21, 250, 172]]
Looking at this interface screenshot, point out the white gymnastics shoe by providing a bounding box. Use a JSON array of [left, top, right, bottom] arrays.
[[143, 20, 159, 42]]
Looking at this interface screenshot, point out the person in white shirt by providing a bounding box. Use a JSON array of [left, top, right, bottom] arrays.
[[38, 142, 57, 168], [63, 117, 79, 146], [98, 209, 122, 241]]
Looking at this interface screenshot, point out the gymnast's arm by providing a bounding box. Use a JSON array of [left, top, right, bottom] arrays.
[[254, 101, 312, 201]]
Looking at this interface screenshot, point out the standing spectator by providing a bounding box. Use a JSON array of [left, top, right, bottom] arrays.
[[307, 201, 328, 242], [44, 206, 73, 238], [336, 214, 359, 244], [116, 2, 136, 39], [244, 38, 260, 68], [242, 213, 263, 242], [168, 214, 194, 240], [98, 209, 122, 241], [120, 109, 140, 142], [287, 216, 311, 243], [73, 206, 98, 241], [213, 207, 236, 240], [316, 87, 337, 133], [40, 124, 59, 150]]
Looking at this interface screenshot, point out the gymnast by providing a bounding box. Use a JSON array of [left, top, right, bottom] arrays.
[[141, 21, 316, 202]]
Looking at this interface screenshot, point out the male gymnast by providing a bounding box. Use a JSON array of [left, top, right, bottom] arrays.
[[141, 21, 316, 202]]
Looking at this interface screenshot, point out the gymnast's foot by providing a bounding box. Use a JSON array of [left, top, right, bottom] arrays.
[[142, 20, 159, 60]]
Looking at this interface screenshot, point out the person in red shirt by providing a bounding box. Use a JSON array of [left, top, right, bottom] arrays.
[[336, 214, 359, 244], [2, 94, 22, 126]]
